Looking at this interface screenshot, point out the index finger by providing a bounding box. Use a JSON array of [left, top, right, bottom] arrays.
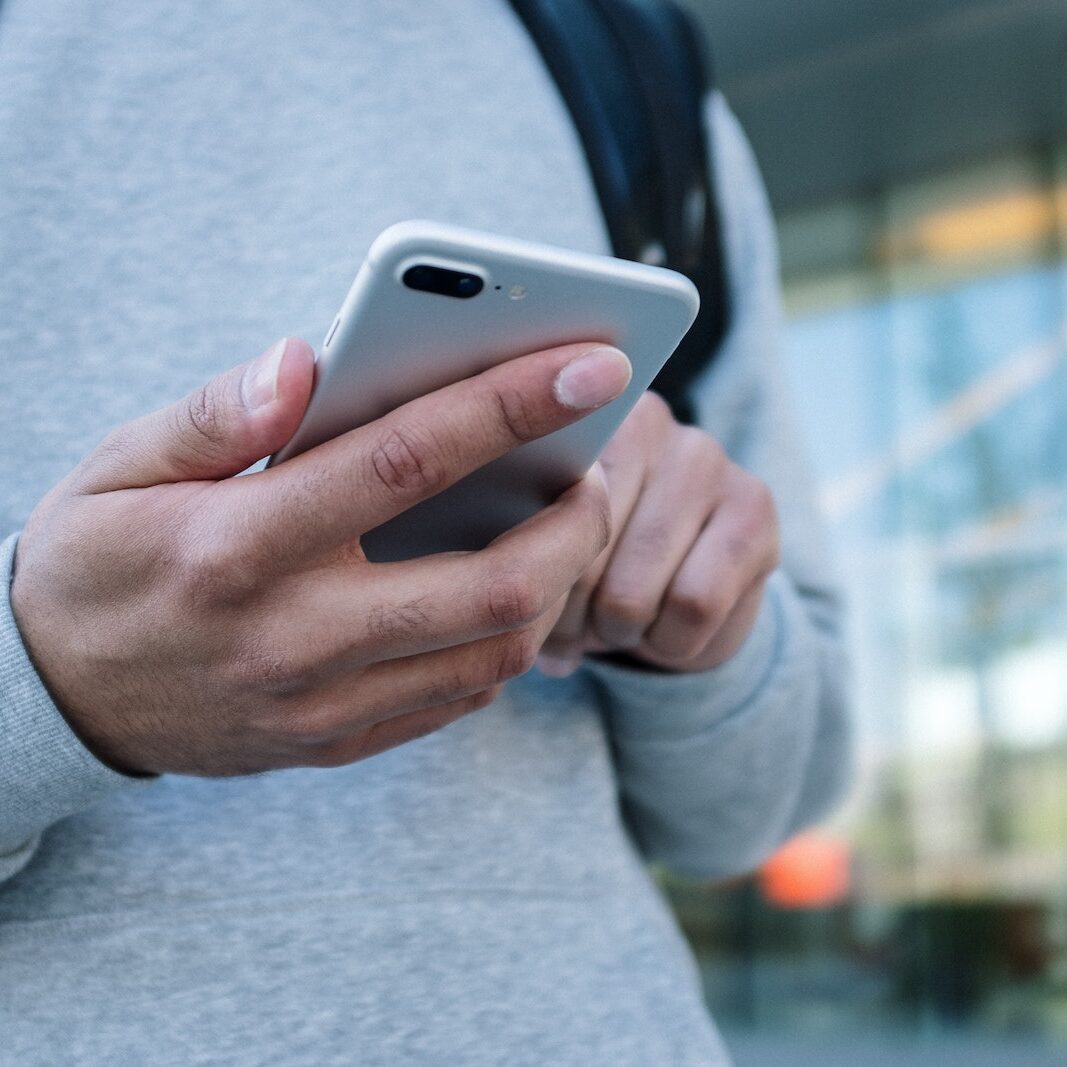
[[236, 341, 631, 560]]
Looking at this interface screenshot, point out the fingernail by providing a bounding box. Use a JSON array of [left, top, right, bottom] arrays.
[[242, 338, 289, 410], [555, 347, 632, 410], [536, 652, 582, 678]]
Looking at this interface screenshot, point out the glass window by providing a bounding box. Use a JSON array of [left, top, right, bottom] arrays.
[[668, 143, 1067, 1062]]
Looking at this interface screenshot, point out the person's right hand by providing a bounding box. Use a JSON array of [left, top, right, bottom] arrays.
[[10, 337, 630, 777]]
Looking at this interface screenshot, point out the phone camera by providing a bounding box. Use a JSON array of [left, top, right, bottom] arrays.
[[403, 264, 484, 299]]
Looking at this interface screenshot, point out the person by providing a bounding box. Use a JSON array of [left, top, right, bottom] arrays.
[[0, 2, 850, 1064]]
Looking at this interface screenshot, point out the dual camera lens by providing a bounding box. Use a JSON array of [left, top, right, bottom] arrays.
[[403, 264, 484, 300]]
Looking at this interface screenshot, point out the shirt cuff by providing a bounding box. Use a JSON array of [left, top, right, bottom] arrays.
[[584, 572, 783, 744], [0, 532, 148, 856]]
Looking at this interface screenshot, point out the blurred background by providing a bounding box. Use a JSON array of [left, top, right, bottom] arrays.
[[670, 1, 1067, 1063]]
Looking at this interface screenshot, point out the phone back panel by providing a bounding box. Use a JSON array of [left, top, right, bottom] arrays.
[[271, 221, 699, 561]]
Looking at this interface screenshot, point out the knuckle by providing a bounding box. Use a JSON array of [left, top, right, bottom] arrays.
[[625, 520, 673, 563], [365, 597, 432, 645], [490, 381, 543, 444], [307, 738, 363, 769], [678, 425, 715, 467], [587, 489, 613, 554], [250, 653, 307, 698], [86, 425, 133, 472], [484, 570, 545, 630], [635, 390, 672, 427], [731, 480, 779, 564], [368, 425, 449, 499], [441, 687, 495, 721], [293, 698, 357, 746], [571, 568, 601, 604], [462, 688, 499, 715], [175, 383, 228, 455], [666, 583, 719, 631], [415, 673, 470, 710], [492, 629, 540, 684], [690, 434, 728, 485], [267, 705, 321, 747], [743, 477, 778, 526], [230, 635, 310, 698], [562, 478, 612, 561], [648, 624, 706, 663], [672, 582, 732, 635], [265, 693, 368, 762], [178, 534, 260, 608], [596, 588, 656, 633], [701, 431, 727, 464]]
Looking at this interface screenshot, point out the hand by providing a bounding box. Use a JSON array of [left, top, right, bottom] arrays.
[[11, 337, 631, 776], [537, 392, 779, 676]]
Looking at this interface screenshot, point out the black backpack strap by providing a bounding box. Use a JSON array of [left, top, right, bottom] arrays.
[[509, 0, 730, 423]]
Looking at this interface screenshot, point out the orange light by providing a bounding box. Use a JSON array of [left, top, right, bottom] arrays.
[[881, 187, 1067, 264], [759, 831, 851, 910]]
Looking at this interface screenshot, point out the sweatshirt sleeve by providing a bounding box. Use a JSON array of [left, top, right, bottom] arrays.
[[585, 93, 852, 880], [0, 532, 148, 882]]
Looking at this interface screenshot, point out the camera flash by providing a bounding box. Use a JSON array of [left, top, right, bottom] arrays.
[[508, 285, 527, 301]]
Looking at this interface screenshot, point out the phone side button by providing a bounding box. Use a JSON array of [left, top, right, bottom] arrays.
[[323, 316, 341, 349]]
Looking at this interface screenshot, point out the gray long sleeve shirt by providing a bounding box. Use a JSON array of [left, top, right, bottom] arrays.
[[0, 2, 851, 1064]]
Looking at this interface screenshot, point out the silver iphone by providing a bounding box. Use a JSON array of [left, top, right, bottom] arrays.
[[270, 220, 699, 561]]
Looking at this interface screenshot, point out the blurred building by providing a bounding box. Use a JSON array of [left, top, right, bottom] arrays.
[[672, 2, 1067, 1062]]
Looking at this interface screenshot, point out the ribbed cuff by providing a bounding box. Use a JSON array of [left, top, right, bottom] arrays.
[[585, 572, 783, 744], [0, 533, 148, 857]]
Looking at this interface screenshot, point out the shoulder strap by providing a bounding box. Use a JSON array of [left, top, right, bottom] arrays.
[[508, 0, 730, 422]]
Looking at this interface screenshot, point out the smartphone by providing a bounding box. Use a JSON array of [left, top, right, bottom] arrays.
[[270, 220, 699, 561]]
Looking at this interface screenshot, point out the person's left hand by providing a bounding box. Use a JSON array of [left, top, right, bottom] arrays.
[[537, 391, 780, 676]]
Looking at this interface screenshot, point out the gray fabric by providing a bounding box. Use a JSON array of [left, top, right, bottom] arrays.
[[0, 1, 850, 1063]]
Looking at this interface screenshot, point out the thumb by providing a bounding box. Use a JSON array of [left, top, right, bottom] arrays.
[[78, 338, 316, 492]]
